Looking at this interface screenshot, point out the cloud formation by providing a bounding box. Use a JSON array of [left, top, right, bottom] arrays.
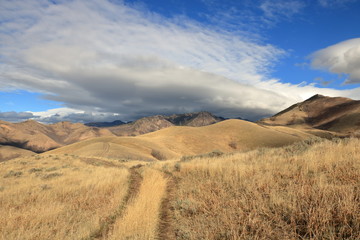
[[311, 38, 360, 84], [260, 0, 305, 20], [0, 0, 359, 123], [30, 108, 122, 124], [0, 111, 36, 122], [318, 0, 357, 7]]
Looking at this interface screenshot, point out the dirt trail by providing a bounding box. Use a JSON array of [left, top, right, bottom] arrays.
[[157, 172, 179, 240], [85, 165, 143, 240]]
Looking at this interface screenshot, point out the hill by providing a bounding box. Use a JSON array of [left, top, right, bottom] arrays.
[[47, 119, 313, 160], [0, 145, 35, 162], [259, 94, 360, 135], [0, 120, 113, 153]]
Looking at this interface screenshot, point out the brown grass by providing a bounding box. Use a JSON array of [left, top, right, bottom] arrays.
[[0, 155, 129, 240], [171, 138, 360, 239]]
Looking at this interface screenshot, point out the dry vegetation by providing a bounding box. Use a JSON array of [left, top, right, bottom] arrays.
[[0, 155, 129, 240], [171, 138, 360, 239], [1, 138, 360, 240]]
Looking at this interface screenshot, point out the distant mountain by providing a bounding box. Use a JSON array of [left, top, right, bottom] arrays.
[[259, 94, 360, 135], [108, 111, 225, 136], [85, 120, 125, 127], [109, 115, 173, 136], [165, 111, 225, 127]]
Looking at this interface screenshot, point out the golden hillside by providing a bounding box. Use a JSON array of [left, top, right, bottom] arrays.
[[1, 137, 359, 239], [47, 119, 313, 160]]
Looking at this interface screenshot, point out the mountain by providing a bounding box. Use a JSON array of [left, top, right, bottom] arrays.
[[165, 111, 225, 127], [85, 120, 125, 127], [108, 111, 224, 136], [47, 119, 312, 160], [108, 115, 173, 136], [259, 94, 360, 135]]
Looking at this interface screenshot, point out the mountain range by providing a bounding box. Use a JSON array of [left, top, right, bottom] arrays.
[[1, 95, 360, 161], [0, 111, 223, 159]]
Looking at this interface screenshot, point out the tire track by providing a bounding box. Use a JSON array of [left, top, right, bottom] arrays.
[[99, 142, 110, 158], [157, 172, 179, 240], [84, 165, 143, 240]]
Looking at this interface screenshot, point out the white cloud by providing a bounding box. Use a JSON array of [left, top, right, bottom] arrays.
[[1, 0, 359, 123], [260, 0, 305, 20], [30, 108, 122, 123], [318, 0, 357, 7], [311, 38, 360, 83]]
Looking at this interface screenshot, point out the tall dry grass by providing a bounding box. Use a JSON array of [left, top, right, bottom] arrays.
[[109, 168, 167, 240], [171, 138, 360, 239], [0, 155, 129, 240]]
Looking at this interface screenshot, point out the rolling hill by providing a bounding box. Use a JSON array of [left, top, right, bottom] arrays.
[[0, 120, 113, 153], [47, 119, 313, 160]]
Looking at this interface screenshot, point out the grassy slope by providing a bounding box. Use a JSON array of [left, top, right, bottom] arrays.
[[0, 155, 129, 240], [46, 119, 313, 160], [169, 138, 360, 239]]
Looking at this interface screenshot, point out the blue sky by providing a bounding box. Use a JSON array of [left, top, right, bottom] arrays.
[[1, 0, 360, 122]]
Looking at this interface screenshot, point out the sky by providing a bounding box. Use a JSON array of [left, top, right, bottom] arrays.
[[1, 0, 360, 123]]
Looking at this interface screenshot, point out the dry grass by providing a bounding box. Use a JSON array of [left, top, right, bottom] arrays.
[[1, 137, 360, 240], [0, 155, 129, 240], [109, 168, 167, 240], [171, 138, 360, 239]]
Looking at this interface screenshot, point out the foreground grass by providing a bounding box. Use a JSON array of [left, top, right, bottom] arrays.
[[0, 155, 129, 240], [171, 138, 360, 239], [1, 138, 359, 239]]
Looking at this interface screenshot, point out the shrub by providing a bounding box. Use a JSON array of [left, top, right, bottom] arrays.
[[41, 172, 63, 180], [181, 150, 225, 162], [228, 141, 237, 149], [28, 168, 43, 173], [174, 162, 181, 172], [151, 149, 166, 160], [3, 171, 23, 178]]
